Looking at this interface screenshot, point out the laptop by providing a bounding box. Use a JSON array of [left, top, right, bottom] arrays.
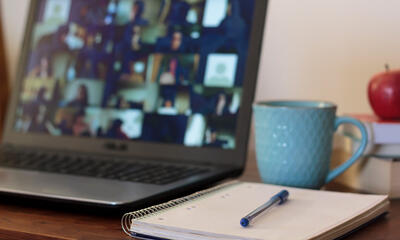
[[0, 0, 268, 207]]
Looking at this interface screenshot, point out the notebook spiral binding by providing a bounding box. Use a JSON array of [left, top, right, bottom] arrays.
[[122, 181, 239, 237]]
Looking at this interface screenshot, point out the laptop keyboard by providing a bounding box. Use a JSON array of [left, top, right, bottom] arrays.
[[0, 148, 209, 185]]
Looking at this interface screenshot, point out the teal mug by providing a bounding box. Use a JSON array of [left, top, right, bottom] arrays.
[[253, 101, 368, 189]]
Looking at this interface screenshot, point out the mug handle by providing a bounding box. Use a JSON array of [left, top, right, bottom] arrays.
[[325, 117, 368, 184]]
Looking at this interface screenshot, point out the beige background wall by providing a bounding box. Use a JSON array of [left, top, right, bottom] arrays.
[[3, 0, 400, 115], [258, 0, 400, 115], [1, 0, 29, 82]]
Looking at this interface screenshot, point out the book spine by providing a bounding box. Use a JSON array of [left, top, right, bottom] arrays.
[[340, 134, 400, 158], [122, 181, 240, 237], [344, 114, 400, 144]]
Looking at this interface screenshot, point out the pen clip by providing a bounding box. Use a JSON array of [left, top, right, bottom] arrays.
[[274, 190, 289, 205]]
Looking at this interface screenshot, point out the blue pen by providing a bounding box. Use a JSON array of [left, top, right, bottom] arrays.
[[240, 190, 289, 227]]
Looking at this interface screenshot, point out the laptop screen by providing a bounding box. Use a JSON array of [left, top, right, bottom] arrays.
[[14, 0, 256, 150]]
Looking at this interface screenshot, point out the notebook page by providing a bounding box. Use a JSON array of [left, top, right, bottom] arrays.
[[135, 182, 387, 240]]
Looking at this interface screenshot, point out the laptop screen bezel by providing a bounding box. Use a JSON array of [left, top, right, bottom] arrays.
[[3, 0, 269, 167]]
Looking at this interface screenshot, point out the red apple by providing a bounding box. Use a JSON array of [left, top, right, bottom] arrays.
[[368, 65, 400, 119]]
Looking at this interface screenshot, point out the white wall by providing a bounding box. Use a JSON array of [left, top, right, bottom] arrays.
[[257, 0, 400, 114], [1, 0, 29, 82], [3, 0, 400, 115]]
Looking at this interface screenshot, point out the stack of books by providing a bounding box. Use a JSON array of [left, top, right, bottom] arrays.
[[335, 114, 400, 198]]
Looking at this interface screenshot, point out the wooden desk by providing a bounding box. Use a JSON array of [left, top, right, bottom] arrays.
[[0, 153, 399, 240]]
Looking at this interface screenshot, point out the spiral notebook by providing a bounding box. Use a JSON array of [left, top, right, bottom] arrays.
[[122, 181, 389, 240]]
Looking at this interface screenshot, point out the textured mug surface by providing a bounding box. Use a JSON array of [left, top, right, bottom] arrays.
[[253, 101, 368, 189]]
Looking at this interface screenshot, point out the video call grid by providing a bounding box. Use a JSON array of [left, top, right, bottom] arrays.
[[15, 0, 255, 149]]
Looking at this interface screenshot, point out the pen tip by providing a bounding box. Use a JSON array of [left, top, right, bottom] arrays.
[[240, 218, 249, 227]]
